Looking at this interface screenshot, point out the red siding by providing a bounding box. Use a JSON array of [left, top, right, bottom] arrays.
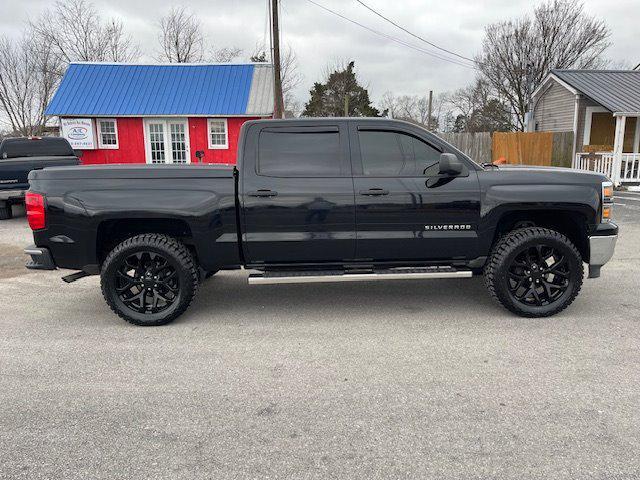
[[79, 116, 263, 165], [80, 118, 146, 164], [188, 117, 260, 164]]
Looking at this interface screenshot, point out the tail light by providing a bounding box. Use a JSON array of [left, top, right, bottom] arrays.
[[25, 192, 46, 230], [601, 181, 613, 223]]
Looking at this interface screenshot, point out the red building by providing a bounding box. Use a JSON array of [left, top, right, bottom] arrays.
[[46, 62, 274, 165]]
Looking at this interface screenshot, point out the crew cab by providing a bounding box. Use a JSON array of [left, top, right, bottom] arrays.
[[0, 137, 79, 219], [24, 118, 618, 325]]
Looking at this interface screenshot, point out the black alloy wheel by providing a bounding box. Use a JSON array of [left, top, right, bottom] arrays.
[[115, 251, 179, 314], [101, 234, 198, 326], [484, 227, 583, 317], [506, 244, 571, 307]]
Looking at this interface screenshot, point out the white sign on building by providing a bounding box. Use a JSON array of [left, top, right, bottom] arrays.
[[61, 118, 96, 149]]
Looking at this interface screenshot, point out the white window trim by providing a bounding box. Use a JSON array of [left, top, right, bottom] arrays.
[[96, 118, 119, 149], [207, 118, 229, 149]]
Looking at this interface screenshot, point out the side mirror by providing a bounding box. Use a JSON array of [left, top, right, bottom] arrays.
[[73, 149, 84, 158], [438, 153, 464, 176]]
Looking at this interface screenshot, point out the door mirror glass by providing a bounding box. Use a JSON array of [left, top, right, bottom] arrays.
[[438, 153, 464, 176]]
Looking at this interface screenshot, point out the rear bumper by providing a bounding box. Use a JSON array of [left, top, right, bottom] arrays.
[[0, 189, 26, 202], [24, 245, 57, 270]]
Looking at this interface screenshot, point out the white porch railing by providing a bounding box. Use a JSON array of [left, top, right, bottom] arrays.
[[573, 152, 640, 184]]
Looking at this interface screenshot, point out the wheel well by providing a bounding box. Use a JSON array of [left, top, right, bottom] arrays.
[[96, 218, 194, 265], [494, 210, 589, 260]]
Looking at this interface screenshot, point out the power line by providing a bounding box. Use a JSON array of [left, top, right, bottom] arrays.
[[305, 0, 478, 70], [306, 0, 476, 69], [355, 0, 482, 67]]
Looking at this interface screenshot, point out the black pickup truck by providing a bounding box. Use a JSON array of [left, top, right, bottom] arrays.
[[0, 137, 79, 219], [24, 118, 617, 325]]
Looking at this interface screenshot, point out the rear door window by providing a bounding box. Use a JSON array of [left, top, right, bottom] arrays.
[[258, 128, 342, 177]]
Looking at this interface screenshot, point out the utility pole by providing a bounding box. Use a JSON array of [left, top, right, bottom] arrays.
[[271, 0, 284, 119], [426, 90, 433, 130]]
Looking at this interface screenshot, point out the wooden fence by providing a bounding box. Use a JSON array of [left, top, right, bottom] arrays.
[[437, 131, 574, 167], [493, 131, 573, 167], [438, 132, 492, 164]]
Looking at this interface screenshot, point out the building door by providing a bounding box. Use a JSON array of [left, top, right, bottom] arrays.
[[144, 119, 190, 164]]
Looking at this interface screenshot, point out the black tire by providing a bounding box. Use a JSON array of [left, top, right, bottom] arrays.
[[101, 234, 199, 326], [0, 202, 12, 220], [484, 227, 583, 317]]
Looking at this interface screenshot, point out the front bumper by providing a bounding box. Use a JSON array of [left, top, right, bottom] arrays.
[[588, 231, 617, 278], [24, 245, 57, 270]]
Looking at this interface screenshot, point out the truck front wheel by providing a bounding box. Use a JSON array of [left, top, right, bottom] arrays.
[[101, 234, 199, 326], [484, 227, 583, 317]]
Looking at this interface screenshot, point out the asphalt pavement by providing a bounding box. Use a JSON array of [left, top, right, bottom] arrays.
[[1, 201, 639, 479]]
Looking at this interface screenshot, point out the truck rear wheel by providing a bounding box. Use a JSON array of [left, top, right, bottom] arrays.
[[484, 227, 583, 317], [101, 234, 199, 326]]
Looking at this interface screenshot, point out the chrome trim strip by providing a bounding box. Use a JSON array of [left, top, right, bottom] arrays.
[[248, 270, 473, 285], [589, 235, 617, 266], [23, 248, 44, 255]]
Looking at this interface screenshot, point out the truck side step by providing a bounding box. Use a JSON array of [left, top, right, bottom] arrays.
[[248, 266, 473, 285]]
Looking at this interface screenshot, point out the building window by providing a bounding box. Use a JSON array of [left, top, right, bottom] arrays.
[[97, 119, 118, 149], [208, 118, 228, 149]]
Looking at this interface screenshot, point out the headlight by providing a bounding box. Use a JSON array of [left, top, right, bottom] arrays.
[[601, 181, 613, 222]]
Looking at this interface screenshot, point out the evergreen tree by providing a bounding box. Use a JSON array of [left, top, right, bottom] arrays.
[[302, 61, 380, 117]]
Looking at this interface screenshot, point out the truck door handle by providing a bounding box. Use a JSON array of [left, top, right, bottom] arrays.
[[359, 188, 389, 196], [248, 189, 278, 197]]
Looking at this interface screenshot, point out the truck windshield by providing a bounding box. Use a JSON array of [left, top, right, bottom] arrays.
[[0, 138, 75, 159]]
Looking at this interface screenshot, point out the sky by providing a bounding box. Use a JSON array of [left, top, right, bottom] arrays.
[[1, 0, 638, 108]]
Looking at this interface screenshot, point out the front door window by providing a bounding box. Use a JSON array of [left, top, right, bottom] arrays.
[[144, 119, 190, 164]]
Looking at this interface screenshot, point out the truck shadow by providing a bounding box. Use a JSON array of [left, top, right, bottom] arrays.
[[186, 272, 500, 325]]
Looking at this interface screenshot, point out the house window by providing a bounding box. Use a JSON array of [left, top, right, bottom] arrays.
[[97, 119, 118, 149], [208, 119, 229, 149]]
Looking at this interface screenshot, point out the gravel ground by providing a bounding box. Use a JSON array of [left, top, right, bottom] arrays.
[[1, 202, 639, 480]]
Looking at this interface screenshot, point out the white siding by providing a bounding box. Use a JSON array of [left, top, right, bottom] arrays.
[[533, 81, 575, 132]]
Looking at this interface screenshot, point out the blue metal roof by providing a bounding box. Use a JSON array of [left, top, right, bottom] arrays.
[[46, 63, 272, 116]]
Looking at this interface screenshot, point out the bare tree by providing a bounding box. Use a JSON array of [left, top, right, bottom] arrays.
[[1, 0, 139, 134], [280, 47, 303, 102], [157, 7, 242, 63], [29, 0, 139, 75], [441, 79, 513, 133], [157, 7, 204, 63], [379, 92, 443, 129], [477, 0, 610, 130], [0, 35, 58, 135], [211, 47, 243, 63]]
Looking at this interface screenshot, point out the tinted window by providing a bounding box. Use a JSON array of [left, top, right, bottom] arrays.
[[0, 137, 75, 159], [258, 130, 342, 176], [401, 135, 441, 175], [359, 130, 441, 176], [358, 131, 406, 176]]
